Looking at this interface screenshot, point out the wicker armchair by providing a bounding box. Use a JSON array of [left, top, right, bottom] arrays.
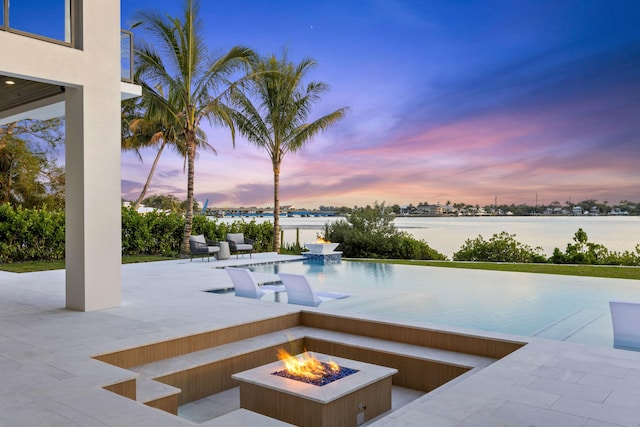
[[226, 233, 254, 258], [189, 235, 220, 262]]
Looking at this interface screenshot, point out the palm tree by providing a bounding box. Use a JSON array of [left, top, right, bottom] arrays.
[[133, 0, 254, 255], [229, 54, 348, 252], [121, 95, 190, 211]]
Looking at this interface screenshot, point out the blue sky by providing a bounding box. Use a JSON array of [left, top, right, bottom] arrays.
[[120, 0, 640, 208]]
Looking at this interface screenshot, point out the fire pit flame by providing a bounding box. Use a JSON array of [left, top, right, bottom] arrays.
[[277, 349, 338, 381], [315, 236, 331, 244], [273, 350, 359, 386]]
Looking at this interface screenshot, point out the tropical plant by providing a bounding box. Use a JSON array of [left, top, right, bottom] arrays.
[[132, 0, 254, 255], [141, 194, 183, 212], [229, 53, 348, 252], [324, 202, 447, 260], [121, 87, 190, 210], [550, 228, 614, 264], [0, 119, 65, 209], [453, 231, 547, 263], [0, 203, 65, 262], [0, 135, 45, 205]]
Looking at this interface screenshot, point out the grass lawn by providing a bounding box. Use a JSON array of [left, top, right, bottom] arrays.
[[3, 255, 639, 280], [348, 259, 640, 280], [0, 255, 176, 273]]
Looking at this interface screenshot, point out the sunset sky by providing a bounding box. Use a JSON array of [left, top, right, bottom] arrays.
[[120, 0, 640, 209]]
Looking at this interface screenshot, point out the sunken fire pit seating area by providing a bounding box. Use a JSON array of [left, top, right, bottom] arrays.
[[93, 312, 525, 426]]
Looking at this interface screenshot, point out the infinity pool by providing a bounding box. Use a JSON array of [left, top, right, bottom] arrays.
[[251, 261, 640, 348]]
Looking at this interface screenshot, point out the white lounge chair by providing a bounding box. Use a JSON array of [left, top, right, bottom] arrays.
[[609, 301, 640, 350], [226, 267, 285, 300], [278, 273, 350, 307]]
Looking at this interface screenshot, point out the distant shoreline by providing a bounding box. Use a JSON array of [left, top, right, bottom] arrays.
[[222, 215, 640, 258]]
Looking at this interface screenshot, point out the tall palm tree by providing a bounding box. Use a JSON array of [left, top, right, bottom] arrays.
[[121, 98, 161, 210], [229, 54, 348, 252], [133, 0, 254, 255], [121, 94, 192, 211]]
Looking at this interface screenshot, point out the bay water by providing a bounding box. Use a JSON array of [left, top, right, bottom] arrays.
[[221, 215, 640, 258]]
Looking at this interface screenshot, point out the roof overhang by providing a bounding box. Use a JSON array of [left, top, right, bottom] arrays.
[[0, 76, 141, 125]]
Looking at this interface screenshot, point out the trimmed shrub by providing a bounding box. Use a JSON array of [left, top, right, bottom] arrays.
[[121, 208, 184, 256], [453, 231, 547, 263], [324, 202, 447, 260], [0, 203, 65, 262], [1, 205, 276, 262], [550, 229, 640, 266]]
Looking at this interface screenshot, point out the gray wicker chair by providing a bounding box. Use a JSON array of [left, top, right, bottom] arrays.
[[189, 235, 220, 262], [226, 233, 254, 258]]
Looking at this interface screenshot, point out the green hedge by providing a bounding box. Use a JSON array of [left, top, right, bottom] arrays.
[[4, 203, 638, 266], [121, 208, 185, 256], [0, 204, 275, 262], [191, 215, 274, 252], [453, 229, 640, 266], [0, 204, 65, 262], [453, 232, 547, 263]]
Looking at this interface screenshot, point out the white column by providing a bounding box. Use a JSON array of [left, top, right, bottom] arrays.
[[65, 0, 122, 311], [1, 1, 129, 311]]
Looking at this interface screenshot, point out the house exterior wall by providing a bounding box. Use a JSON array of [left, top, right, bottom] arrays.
[[0, 1, 126, 311]]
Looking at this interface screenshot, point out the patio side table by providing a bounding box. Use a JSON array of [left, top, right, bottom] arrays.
[[217, 241, 230, 260]]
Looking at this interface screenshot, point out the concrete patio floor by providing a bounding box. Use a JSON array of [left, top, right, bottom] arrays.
[[1, 253, 640, 426]]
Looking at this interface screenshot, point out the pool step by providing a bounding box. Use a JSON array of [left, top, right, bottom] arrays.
[[532, 309, 607, 341]]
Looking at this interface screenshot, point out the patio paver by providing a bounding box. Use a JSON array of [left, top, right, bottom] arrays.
[[1, 254, 639, 426]]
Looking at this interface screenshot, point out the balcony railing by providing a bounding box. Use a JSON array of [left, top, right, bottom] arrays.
[[121, 30, 134, 83]]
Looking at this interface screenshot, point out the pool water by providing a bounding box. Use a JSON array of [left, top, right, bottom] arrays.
[[251, 261, 640, 348]]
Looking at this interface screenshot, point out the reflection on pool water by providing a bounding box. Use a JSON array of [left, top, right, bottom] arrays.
[[251, 261, 640, 348]]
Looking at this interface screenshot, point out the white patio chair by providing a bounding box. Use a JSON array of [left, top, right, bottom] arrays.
[[609, 301, 640, 350], [226, 267, 285, 300], [278, 273, 350, 307]]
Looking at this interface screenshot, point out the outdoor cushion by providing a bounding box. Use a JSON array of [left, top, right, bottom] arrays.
[[192, 235, 207, 244], [227, 234, 245, 244], [226, 233, 254, 258], [189, 234, 219, 262]]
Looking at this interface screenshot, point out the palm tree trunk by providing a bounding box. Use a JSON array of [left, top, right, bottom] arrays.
[[273, 161, 280, 253], [5, 160, 13, 203], [133, 139, 166, 210], [182, 136, 196, 256]]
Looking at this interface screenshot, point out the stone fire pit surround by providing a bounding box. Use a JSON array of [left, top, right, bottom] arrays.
[[232, 353, 397, 427], [304, 242, 340, 254]]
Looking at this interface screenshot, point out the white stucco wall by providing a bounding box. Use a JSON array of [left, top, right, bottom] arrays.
[[0, 1, 130, 311]]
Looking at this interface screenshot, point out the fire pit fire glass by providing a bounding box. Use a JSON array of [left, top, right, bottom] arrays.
[[271, 350, 358, 386]]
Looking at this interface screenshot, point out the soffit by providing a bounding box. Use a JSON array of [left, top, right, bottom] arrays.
[[0, 75, 64, 114]]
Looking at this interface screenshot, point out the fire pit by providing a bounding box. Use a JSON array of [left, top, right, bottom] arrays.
[[232, 352, 397, 427], [271, 349, 358, 386], [304, 242, 340, 254], [303, 238, 342, 264]]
